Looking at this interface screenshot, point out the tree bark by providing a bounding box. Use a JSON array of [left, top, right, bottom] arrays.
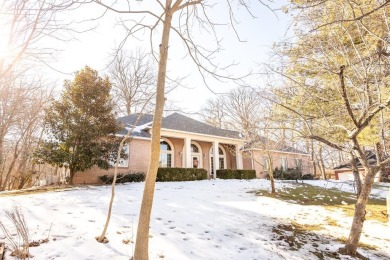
[[350, 152, 362, 196], [133, 6, 173, 260], [267, 155, 275, 194], [342, 168, 376, 255], [97, 139, 127, 243], [387, 186, 390, 220]]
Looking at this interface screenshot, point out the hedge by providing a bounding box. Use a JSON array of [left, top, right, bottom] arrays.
[[157, 168, 208, 182], [99, 172, 145, 184], [217, 169, 256, 179]]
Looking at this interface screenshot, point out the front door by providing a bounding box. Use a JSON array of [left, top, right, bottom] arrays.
[[192, 156, 200, 168]]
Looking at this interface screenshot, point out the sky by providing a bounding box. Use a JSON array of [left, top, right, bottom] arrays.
[[3, 0, 293, 115]]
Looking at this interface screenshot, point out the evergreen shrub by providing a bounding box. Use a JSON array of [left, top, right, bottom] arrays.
[[217, 169, 256, 179], [99, 172, 145, 184], [157, 168, 208, 182]]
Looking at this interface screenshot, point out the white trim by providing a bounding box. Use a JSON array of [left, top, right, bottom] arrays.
[[158, 128, 245, 144], [210, 144, 227, 173], [160, 138, 174, 167], [114, 134, 151, 141], [192, 141, 203, 168], [181, 140, 204, 168], [246, 148, 309, 156]]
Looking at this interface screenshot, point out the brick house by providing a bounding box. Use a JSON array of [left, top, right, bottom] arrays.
[[73, 113, 311, 184]]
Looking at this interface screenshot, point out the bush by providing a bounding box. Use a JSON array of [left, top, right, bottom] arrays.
[[300, 173, 315, 180], [217, 169, 256, 179], [157, 168, 208, 182], [99, 172, 145, 184], [273, 167, 302, 180]]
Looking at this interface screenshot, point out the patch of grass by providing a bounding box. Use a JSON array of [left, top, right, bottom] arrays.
[[0, 185, 76, 197], [272, 222, 340, 259], [338, 237, 378, 251], [291, 221, 323, 232], [325, 217, 339, 227], [256, 183, 387, 223]]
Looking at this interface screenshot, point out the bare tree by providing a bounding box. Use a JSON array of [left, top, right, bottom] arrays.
[[200, 97, 226, 129], [109, 49, 156, 116], [0, 74, 53, 191], [92, 1, 270, 259], [0, 0, 83, 190], [200, 88, 262, 138], [0, 0, 78, 75], [269, 0, 390, 255]]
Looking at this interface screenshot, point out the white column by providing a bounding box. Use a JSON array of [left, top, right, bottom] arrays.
[[185, 137, 192, 168], [213, 141, 219, 178], [236, 144, 243, 170]]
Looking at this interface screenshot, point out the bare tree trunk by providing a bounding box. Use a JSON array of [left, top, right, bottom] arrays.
[[342, 168, 376, 255], [311, 140, 317, 177], [387, 186, 390, 220], [267, 156, 275, 194], [133, 7, 173, 260], [318, 145, 327, 179], [68, 168, 75, 185], [97, 139, 127, 243], [375, 143, 383, 182], [350, 152, 361, 197]]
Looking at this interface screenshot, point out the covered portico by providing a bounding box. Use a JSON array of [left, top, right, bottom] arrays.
[[159, 128, 244, 178]]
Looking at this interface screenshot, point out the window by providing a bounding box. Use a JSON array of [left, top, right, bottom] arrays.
[[191, 144, 199, 153], [210, 145, 226, 174], [182, 141, 203, 168], [280, 156, 287, 170], [294, 158, 302, 169], [262, 156, 269, 171], [160, 140, 174, 168], [109, 144, 129, 168]]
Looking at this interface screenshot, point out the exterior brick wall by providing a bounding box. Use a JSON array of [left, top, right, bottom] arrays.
[[73, 138, 151, 184], [249, 150, 311, 179], [73, 135, 310, 184]]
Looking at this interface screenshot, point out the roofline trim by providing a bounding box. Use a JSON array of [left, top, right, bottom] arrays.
[[246, 148, 309, 156], [158, 128, 245, 143]]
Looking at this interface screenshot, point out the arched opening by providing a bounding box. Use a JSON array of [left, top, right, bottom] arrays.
[[210, 145, 226, 174], [182, 141, 203, 168], [160, 139, 174, 168]]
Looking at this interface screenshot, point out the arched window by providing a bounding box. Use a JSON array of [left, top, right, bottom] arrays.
[[160, 139, 174, 167], [210, 145, 226, 173], [182, 141, 203, 168], [191, 144, 199, 153]]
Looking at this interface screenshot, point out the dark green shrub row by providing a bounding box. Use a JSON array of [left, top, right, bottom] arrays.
[[157, 168, 208, 182], [217, 169, 256, 179], [99, 172, 145, 184], [300, 174, 316, 180]]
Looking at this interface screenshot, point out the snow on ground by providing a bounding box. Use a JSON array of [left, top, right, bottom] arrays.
[[0, 179, 389, 260], [303, 180, 390, 199]]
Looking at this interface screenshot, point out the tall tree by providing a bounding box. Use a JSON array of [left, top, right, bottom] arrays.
[[34, 66, 121, 184], [271, 0, 390, 256], [92, 1, 269, 259], [109, 49, 156, 116], [0, 0, 83, 190], [201, 88, 262, 138], [0, 74, 52, 190]]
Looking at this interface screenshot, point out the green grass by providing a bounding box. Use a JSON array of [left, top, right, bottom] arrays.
[[256, 183, 387, 223]]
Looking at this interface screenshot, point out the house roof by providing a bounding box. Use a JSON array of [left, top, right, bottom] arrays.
[[117, 112, 242, 140], [333, 151, 378, 170], [117, 113, 153, 138], [160, 113, 242, 139]]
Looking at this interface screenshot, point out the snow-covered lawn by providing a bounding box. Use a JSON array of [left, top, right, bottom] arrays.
[[0, 179, 389, 260]]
